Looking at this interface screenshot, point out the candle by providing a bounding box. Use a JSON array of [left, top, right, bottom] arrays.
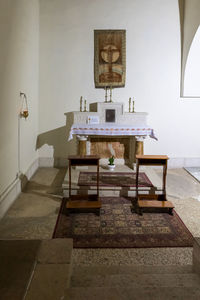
[[129, 97, 131, 112], [84, 99, 87, 112], [132, 99, 135, 113], [80, 96, 83, 112]]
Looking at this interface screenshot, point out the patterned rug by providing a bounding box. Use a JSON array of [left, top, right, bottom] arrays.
[[53, 197, 194, 248], [78, 172, 153, 187]]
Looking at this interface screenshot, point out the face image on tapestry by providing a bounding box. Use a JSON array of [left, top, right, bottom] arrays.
[[94, 30, 126, 87]]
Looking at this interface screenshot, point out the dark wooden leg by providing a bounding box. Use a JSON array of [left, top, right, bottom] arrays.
[[96, 209, 100, 216], [136, 159, 139, 200], [97, 160, 99, 200], [65, 198, 70, 216], [163, 161, 167, 200], [131, 159, 140, 214], [138, 207, 143, 216], [131, 197, 137, 213], [69, 160, 71, 199]]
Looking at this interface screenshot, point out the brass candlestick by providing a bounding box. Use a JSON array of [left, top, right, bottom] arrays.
[[80, 96, 83, 112], [105, 87, 108, 103], [129, 97, 131, 112], [109, 86, 113, 102]]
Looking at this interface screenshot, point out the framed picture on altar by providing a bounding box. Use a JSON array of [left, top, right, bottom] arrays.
[[105, 109, 116, 123], [94, 29, 126, 88]]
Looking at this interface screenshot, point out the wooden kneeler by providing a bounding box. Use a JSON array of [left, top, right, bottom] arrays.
[[132, 155, 174, 215], [66, 155, 101, 216]]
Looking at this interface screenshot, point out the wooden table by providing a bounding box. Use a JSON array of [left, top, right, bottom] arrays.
[[66, 155, 101, 215], [133, 155, 174, 215]]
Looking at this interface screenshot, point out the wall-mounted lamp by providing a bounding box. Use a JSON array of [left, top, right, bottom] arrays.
[[20, 92, 29, 119]]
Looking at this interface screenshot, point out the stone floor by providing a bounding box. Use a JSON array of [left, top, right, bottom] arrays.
[[0, 167, 65, 240], [1, 166, 200, 267], [0, 238, 73, 300], [185, 167, 200, 184]]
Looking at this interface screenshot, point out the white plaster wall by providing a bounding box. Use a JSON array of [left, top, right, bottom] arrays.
[[39, 0, 200, 161], [182, 0, 200, 97], [0, 0, 39, 195], [184, 26, 200, 96]]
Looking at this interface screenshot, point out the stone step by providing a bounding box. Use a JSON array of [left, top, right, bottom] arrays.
[[64, 286, 200, 300], [70, 272, 200, 288], [24, 239, 73, 300], [37, 238, 73, 265], [72, 264, 194, 277], [72, 247, 193, 266]]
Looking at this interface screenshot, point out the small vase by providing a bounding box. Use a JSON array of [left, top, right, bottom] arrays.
[[108, 164, 115, 171]]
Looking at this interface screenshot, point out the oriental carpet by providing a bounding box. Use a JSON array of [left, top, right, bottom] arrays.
[[78, 172, 153, 187], [53, 197, 193, 248]]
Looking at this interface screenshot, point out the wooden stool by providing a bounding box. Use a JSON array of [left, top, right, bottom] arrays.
[[132, 155, 174, 215], [66, 155, 101, 215]]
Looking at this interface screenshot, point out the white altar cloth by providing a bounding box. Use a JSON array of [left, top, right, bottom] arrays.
[[68, 124, 157, 141]]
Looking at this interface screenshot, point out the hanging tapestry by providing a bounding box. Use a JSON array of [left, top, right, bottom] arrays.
[[94, 29, 126, 88]]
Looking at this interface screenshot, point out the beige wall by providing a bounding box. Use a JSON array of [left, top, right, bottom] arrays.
[[0, 0, 39, 195], [38, 0, 200, 163]]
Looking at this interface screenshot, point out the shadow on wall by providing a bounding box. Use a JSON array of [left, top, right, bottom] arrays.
[[36, 113, 77, 167]]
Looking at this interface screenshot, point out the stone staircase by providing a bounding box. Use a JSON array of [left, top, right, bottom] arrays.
[[65, 264, 200, 299], [64, 238, 200, 300], [3, 238, 199, 299]]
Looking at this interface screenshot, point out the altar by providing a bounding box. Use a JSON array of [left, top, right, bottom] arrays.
[[66, 101, 157, 166]]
